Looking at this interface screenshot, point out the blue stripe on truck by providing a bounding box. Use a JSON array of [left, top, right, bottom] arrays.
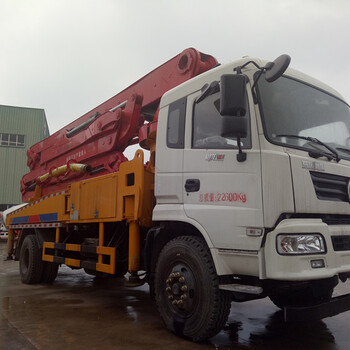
[[11, 213, 58, 225]]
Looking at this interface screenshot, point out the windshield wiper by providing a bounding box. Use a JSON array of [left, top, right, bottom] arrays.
[[276, 134, 340, 162]]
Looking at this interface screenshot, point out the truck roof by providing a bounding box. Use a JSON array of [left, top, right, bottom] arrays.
[[160, 56, 347, 108]]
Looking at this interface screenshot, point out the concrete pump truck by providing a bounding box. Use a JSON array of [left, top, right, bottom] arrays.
[[6, 48, 350, 341]]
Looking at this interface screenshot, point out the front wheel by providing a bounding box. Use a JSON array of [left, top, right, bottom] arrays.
[[154, 236, 231, 342]]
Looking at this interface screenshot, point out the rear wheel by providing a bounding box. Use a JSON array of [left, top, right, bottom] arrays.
[[19, 235, 43, 284], [154, 236, 231, 342], [41, 261, 59, 283]]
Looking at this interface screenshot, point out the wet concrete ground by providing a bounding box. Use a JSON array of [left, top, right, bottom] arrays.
[[1, 240, 350, 350]]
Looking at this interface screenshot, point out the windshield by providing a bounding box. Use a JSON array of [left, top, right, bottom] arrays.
[[257, 75, 350, 159]]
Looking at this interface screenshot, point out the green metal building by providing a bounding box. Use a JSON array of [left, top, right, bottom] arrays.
[[0, 105, 49, 210]]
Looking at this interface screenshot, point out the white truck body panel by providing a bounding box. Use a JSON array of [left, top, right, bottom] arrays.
[[182, 90, 263, 251]]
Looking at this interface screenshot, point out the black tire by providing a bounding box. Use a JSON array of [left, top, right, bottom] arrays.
[[19, 235, 43, 284], [41, 261, 59, 283], [154, 236, 231, 342]]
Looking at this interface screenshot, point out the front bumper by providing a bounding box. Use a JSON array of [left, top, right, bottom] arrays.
[[263, 218, 350, 280], [285, 293, 350, 322]]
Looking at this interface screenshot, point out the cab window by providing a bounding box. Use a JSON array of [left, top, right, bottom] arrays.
[[192, 91, 251, 149], [167, 97, 186, 149]]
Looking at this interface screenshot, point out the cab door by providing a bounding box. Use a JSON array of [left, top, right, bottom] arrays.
[[183, 87, 264, 251]]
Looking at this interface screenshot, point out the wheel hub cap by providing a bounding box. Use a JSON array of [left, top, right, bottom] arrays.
[[165, 266, 195, 312]]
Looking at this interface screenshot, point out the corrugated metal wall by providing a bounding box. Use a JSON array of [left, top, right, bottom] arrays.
[[0, 105, 49, 208]]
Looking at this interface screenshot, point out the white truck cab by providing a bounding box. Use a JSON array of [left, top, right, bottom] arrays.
[[154, 55, 350, 317]]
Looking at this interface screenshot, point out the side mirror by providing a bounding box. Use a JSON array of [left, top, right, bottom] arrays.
[[219, 74, 248, 162], [221, 116, 248, 139], [220, 74, 247, 116], [265, 54, 291, 82]]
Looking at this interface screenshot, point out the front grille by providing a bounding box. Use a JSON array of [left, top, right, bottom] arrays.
[[310, 171, 349, 202], [331, 236, 350, 251]]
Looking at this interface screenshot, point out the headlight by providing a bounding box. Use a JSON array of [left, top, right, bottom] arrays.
[[277, 234, 326, 255]]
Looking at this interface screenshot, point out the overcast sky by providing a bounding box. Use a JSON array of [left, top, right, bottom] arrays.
[[1, 0, 349, 137]]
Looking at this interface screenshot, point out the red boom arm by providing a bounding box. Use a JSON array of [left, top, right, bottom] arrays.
[[21, 48, 218, 201]]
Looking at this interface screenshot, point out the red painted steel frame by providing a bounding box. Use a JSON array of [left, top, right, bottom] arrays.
[[21, 48, 218, 201]]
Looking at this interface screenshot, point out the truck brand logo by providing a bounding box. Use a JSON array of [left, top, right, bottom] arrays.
[[205, 153, 225, 161], [301, 161, 325, 171]]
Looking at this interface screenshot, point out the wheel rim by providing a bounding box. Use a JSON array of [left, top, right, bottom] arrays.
[[165, 263, 197, 315]]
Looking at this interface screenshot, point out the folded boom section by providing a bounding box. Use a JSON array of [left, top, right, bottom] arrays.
[[21, 48, 217, 202]]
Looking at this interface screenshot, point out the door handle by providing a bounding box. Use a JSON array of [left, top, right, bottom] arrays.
[[185, 179, 200, 192]]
